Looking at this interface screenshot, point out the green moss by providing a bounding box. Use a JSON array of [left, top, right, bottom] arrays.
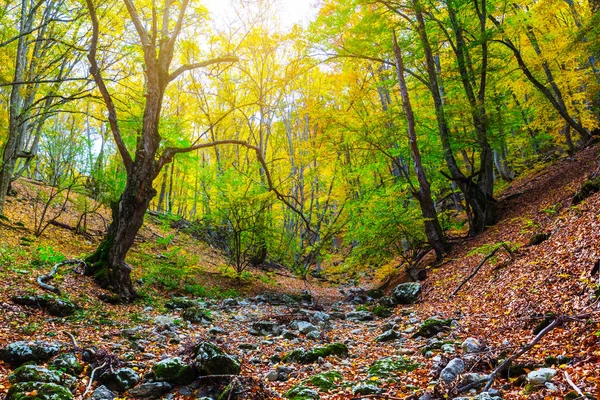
[[411, 318, 452, 338], [5, 382, 73, 400], [367, 357, 421, 378], [284, 384, 320, 399], [371, 305, 392, 318], [153, 357, 195, 384], [308, 371, 342, 392], [283, 343, 349, 364]]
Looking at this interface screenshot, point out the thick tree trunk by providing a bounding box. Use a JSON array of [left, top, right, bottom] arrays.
[[85, 164, 157, 301]]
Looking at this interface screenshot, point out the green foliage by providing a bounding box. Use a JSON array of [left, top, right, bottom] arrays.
[[156, 234, 175, 248], [31, 246, 66, 268]]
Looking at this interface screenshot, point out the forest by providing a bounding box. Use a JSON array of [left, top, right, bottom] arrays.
[[0, 0, 599, 399]]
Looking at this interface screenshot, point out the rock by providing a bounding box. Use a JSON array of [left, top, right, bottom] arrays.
[[529, 232, 551, 246], [368, 357, 420, 378], [296, 321, 319, 334], [329, 311, 346, 320], [165, 297, 202, 310], [208, 327, 225, 335], [391, 282, 422, 304], [12, 294, 79, 317], [379, 296, 397, 308], [462, 338, 482, 354], [282, 343, 349, 364], [375, 329, 400, 343], [153, 315, 176, 329], [265, 370, 279, 382], [182, 307, 212, 324], [128, 382, 173, 398], [250, 320, 282, 336], [442, 343, 456, 354], [282, 330, 297, 340], [276, 366, 294, 381], [372, 305, 393, 318], [526, 368, 556, 384], [440, 358, 465, 383], [90, 385, 116, 400], [153, 357, 195, 384], [461, 372, 488, 388], [284, 385, 320, 399], [353, 382, 382, 395], [238, 343, 258, 350], [0, 341, 61, 367], [346, 310, 374, 321], [306, 331, 320, 340], [194, 342, 241, 375], [412, 318, 452, 338], [312, 311, 330, 322], [222, 298, 239, 307], [8, 364, 75, 388], [49, 353, 83, 376], [5, 381, 73, 400], [545, 382, 559, 391], [98, 367, 140, 392]]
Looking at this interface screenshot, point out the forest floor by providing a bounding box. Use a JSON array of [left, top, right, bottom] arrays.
[[0, 146, 599, 400]]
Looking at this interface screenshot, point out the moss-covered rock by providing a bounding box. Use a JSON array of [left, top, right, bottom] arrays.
[[12, 294, 79, 317], [98, 367, 139, 392], [282, 343, 349, 364], [367, 357, 421, 378], [165, 296, 203, 310], [49, 353, 83, 376], [182, 307, 212, 324], [0, 341, 61, 367], [352, 382, 382, 396], [411, 318, 452, 338], [375, 329, 400, 343], [284, 385, 320, 399], [573, 176, 600, 205], [307, 371, 342, 392], [371, 305, 392, 318], [9, 365, 75, 388], [528, 232, 551, 246], [153, 357, 195, 384], [194, 342, 241, 376], [391, 282, 421, 304], [5, 381, 73, 400]]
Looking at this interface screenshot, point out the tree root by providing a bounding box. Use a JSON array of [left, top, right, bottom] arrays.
[[37, 259, 87, 294]]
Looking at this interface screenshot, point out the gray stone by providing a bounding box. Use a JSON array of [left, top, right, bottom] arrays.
[[306, 331, 320, 340], [312, 311, 330, 322], [346, 310, 375, 321], [50, 353, 83, 376], [128, 382, 172, 398], [442, 343, 456, 354], [440, 358, 465, 383], [391, 282, 422, 304], [462, 337, 482, 354], [544, 382, 559, 391], [8, 365, 64, 385], [0, 341, 61, 367], [91, 385, 116, 400], [194, 342, 241, 375], [353, 382, 383, 395], [222, 298, 239, 307], [527, 368, 556, 384], [297, 321, 319, 334], [99, 367, 140, 392], [182, 307, 212, 324], [250, 321, 282, 336], [153, 315, 176, 328], [375, 329, 400, 343], [208, 327, 225, 335], [12, 294, 79, 317], [265, 370, 278, 382]]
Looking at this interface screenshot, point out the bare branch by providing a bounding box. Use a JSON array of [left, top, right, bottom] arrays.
[[122, 0, 151, 48], [85, 0, 133, 173], [168, 56, 239, 82]]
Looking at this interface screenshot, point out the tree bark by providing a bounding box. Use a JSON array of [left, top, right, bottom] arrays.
[[393, 31, 450, 259]]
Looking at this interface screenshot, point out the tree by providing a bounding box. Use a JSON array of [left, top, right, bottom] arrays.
[[84, 0, 240, 300]]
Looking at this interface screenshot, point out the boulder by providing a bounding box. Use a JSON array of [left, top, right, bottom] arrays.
[[391, 282, 422, 304], [527, 368, 556, 384], [412, 318, 452, 338], [90, 385, 116, 400], [379, 296, 397, 308], [8, 365, 75, 388], [440, 358, 465, 383], [282, 343, 349, 364], [346, 310, 374, 321], [98, 367, 140, 392], [284, 385, 320, 399], [250, 320, 282, 336], [375, 329, 400, 343], [0, 341, 61, 367], [367, 357, 420, 378], [128, 382, 172, 399], [296, 321, 319, 334], [194, 342, 241, 376], [50, 353, 83, 376], [152, 357, 195, 384], [5, 382, 73, 400], [12, 294, 79, 317], [461, 338, 482, 354], [182, 307, 212, 324], [353, 382, 382, 395], [165, 296, 202, 310]]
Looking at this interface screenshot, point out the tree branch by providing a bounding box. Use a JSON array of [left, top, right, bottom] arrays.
[[85, 0, 133, 174], [168, 56, 239, 82], [122, 0, 151, 48]]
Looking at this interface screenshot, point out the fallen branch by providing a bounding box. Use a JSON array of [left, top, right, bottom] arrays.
[[564, 371, 584, 397], [82, 362, 106, 397], [38, 259, 87, 294], [450, 243, 514, 297], [457, 313, 591, 393]]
